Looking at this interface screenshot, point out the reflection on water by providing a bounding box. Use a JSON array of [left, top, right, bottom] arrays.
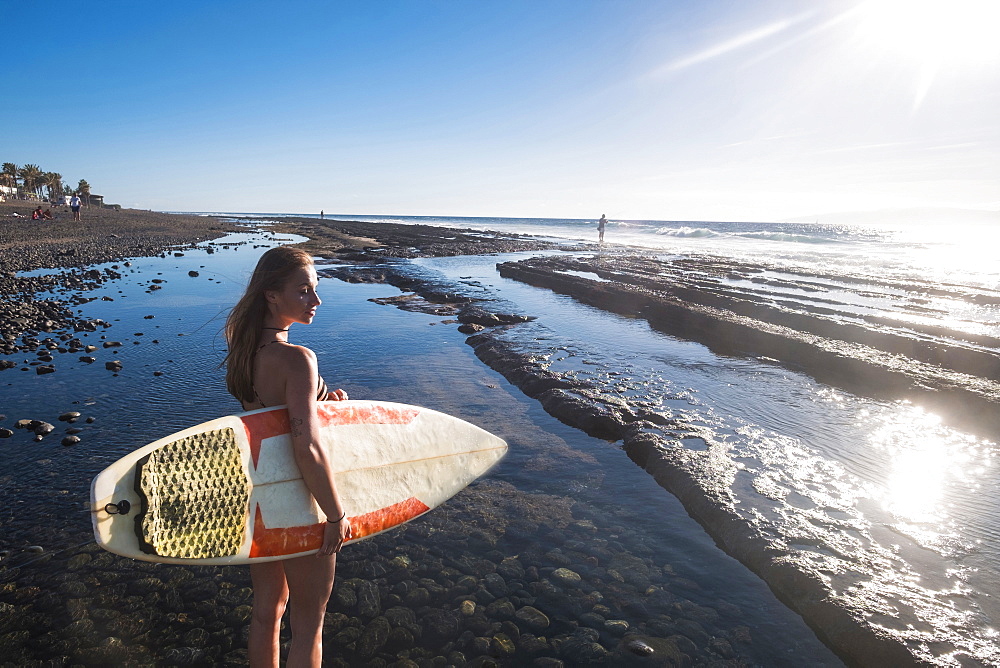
[[874, 411, 951, 524]]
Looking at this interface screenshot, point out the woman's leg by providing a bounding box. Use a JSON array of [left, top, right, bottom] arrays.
[[283, 554, 337, 667], [249, 561, 290, 668]]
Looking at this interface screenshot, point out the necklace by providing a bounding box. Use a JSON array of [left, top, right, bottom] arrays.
[[262, 327, 289, 332]]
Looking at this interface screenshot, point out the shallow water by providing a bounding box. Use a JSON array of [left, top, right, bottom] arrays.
[[0, 226, 841, 664], [409, 250, 1000, 665]]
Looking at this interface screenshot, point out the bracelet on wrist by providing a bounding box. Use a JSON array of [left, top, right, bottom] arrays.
[[327, 512, 346, 524]]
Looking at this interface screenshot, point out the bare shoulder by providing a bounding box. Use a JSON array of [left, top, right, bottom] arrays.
[[269, 342, 318, 371]]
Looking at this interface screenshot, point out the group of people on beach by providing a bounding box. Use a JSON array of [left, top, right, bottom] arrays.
[[24, 194, 82, 222]]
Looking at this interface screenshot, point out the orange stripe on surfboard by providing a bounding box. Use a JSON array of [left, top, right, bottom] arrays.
[[248, 504, 325, 558], [347, 497, 431, 541], [240, 403, 420, 470], [249, 497, 432, 558], [316, 402, 420, 428], [240, 410, 291, 470]]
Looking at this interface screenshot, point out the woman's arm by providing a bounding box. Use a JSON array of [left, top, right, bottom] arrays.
[[283, 346, 352, 554]]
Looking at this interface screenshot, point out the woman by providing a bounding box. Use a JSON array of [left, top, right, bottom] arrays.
[[223, 246, 352, 667]]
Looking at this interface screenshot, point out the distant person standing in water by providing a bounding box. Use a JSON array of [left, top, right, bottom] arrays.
[[320, 210, 324, 219], [598, 214, 607, 243], [70, 194, 82, 221]]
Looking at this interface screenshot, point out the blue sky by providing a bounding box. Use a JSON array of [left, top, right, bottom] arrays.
[[6, 0, 998, 221]]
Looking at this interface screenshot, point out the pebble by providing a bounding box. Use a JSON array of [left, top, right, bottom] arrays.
[[67, 553, 92, 570], [61, 435, 80, 446], [551, 568, 582, 586], [604, 619, 630, 635], [79, 356, 96, 363], [32, 421, 55, 436], [514, 605, 550, 631], [105, 361, 123, 371], [58, 412, 81, 422], [0, 428, 12, 438]]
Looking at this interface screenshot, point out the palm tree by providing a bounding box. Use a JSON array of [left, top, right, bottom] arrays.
[[38, 172, 52, 199], [19, 164, 43, 199], [1, 163, 18, 196], [77, 179, 91, 205], [43, 172, 63, 201]]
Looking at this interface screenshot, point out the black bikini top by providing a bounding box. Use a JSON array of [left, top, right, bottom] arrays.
[[252, 340, 329, 407]]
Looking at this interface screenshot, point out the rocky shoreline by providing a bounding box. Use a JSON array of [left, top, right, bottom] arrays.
[[317, 258, 907, 666], [313, 237, 1000, 665], [0, 202, 240, 362], [1, 216, 832, 666], [269, 216, 562, 259], [495, 254, 1000, 435], [7, 211, 975, 663], [1, 476, 779, 667]]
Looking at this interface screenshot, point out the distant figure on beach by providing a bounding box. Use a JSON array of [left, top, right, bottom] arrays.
[[42, 208, 53, 220], [598, 214, 607, 243], [32, 206, 44, 220], [70, 194, 82, 221], [223, 247, 352, 667], [320, 210, 324, 219]]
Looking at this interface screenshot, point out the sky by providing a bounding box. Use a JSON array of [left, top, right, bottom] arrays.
[[5, 0, 999, 222]]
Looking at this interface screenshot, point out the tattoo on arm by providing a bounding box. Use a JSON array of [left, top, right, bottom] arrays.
[[291, 417, 304, 437]]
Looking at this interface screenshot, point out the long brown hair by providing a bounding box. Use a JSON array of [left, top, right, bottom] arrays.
[[223, 246, 314, 405]]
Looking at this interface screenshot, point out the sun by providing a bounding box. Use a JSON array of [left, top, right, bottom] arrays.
[[852, 0, 1000, 107], [855, 0, 1000, 66]]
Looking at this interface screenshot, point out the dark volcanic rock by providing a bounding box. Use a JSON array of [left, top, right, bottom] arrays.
[[31, 421, 55, 436], [497, 255, 1000, 433]]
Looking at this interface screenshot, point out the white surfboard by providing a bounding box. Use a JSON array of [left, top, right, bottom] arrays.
[[90, 400, 507, 564]]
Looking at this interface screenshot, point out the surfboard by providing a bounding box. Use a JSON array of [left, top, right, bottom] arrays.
[[90, 400, 507, 565]]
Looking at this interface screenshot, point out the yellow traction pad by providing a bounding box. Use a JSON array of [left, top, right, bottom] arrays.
[[134, 427, 249, 559]]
